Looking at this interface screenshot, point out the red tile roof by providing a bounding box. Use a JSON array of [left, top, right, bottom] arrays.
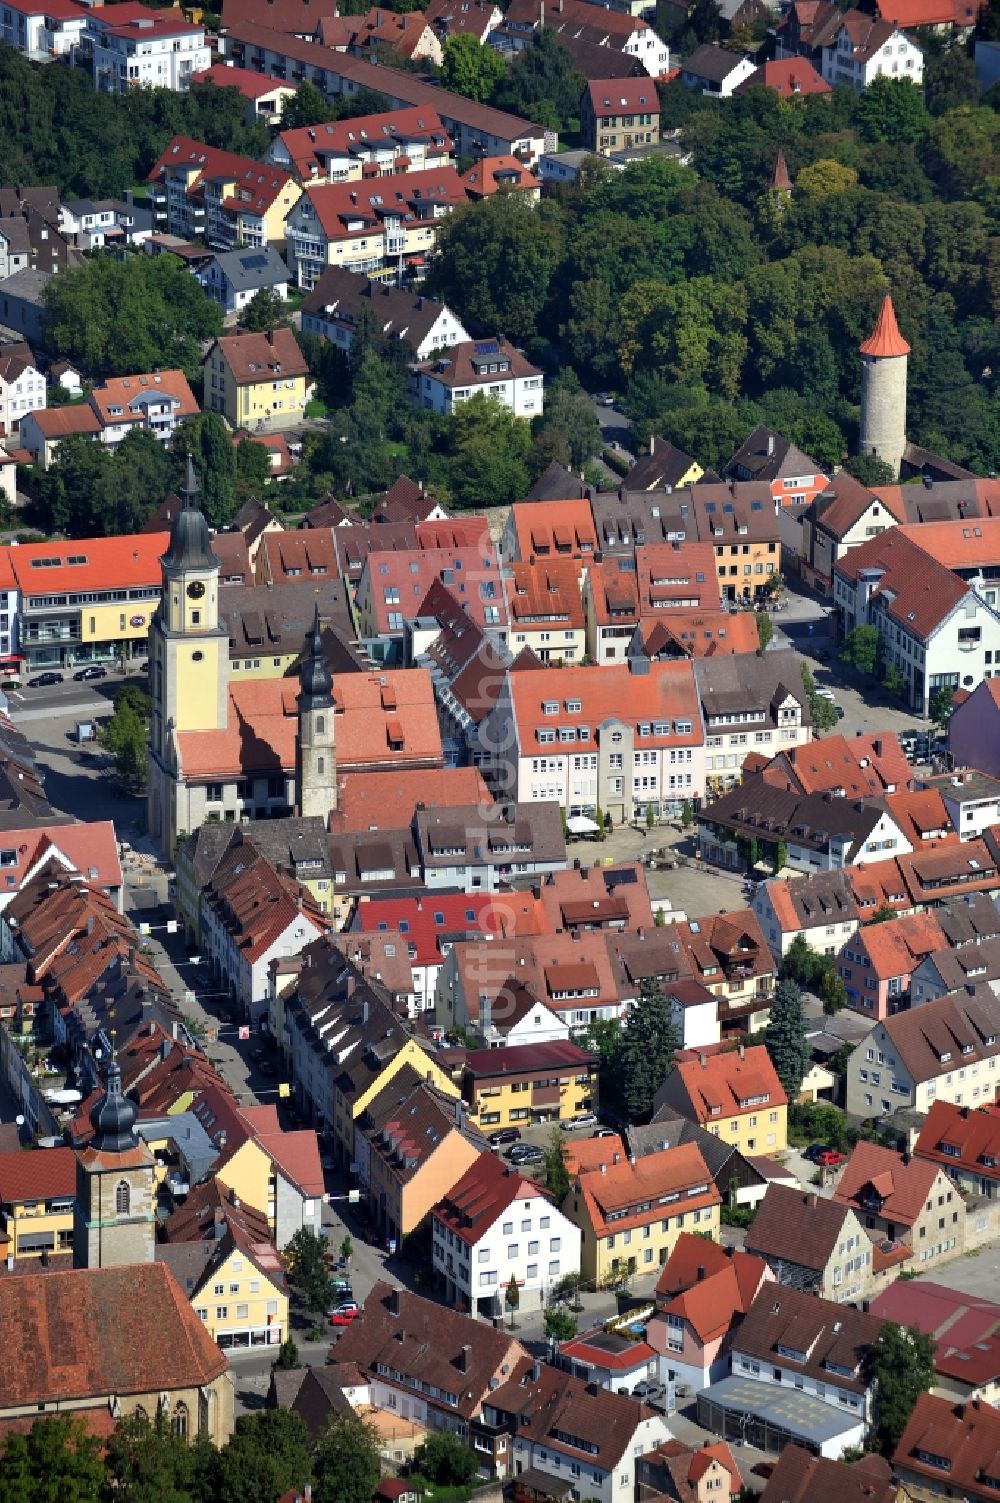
[[577, 1142, 720, 1239], [894, 1394, 1000, 1502], [655, 1236, 771, 1342], [586, 78, 659, 116], [854, 908, 946, 982], [914, 1099, 1000, 1185], [214, 326, 308, 385], [192, 62, 294, 98], [833, 1140, 941, 1227], [508, 499, 598, 560], [356, 892, 527, 961], [737, 56, 830, 95], [461, 156, 540, 197], [276, 107, 452, 180], [304, 166, 466, 241], [508, 658, 701, 752], [89, 370, 198, 428], [432, 1149, 552, 1246], [834, 528, 969, 639], [0, 1263, 228, 1403], [664, 1046, 787, 1125], [0, 1146, 76, 1204], [860, 295, 911, 359], [897, 517, 1000, 571], [5, 533, 168, 598]]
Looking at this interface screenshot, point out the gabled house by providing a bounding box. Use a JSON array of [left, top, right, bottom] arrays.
[[745, 1184, 875, 1302], [203, 326, 311, 432], [723, 425, 829, 510], [432, 1149, 582, 1314], [819, 8, 923, 89], [653, 1045, 787, 1154], [158, 1179, 289, 1351], [673, 911, 775, 1036], [411, 337, 544, 419], [759, 1445, 899, 1503], [695, 648, 812, 791], [698, 778, 912, 874], [266, 106, 453, 183], [355, 1074, 482, 1244], [196, 245, 291, 315], [0, 1145, 76, 1263], [914, 1099, 1000, 1203], [482, 1356, 672, 1503], [700, 1285, 882, 1459], [637, 1439, 741, 1503], [844, 989, 1000, 1118], [0, 341, 44, 439], [894, 1393, 1000, 1503], [580, 78, 660, 155], [565, 1141, 721, 1286], [647, 1234, 773, 1395], [753, 868, 860, 962], [833, 1139, 963, 1273], [329, 1279, 529, 1443], [680, 43, 756, 94], [146, 135, 301, 249], [799, 472, 902, 596], [836, 909, 946, 1019], [300, 268, 469, 360]]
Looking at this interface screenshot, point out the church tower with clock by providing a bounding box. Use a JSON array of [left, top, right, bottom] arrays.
[[146, 457, 227, 850]]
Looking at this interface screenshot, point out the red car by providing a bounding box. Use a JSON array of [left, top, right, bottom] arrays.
[[329, 1302, 360, 1325], [814, 1148, 845, 1168]]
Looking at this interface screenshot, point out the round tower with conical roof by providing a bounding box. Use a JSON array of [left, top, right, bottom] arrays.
[[859, 294, 910, 480], [296, 603, 336, 820]]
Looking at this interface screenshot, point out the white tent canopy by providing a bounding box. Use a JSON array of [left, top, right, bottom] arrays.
[[566, 814, 600, 834]]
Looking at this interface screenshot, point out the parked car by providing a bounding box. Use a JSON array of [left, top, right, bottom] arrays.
[[592, 1127, 617, 1139], [488, 1127, 522, 1147], [804, 1144, 845, 1167], [562, 1112, 599, 1131], [506, 1144, 543, 1165], [27, 672, 63, 687], [331, 1282, 354, 1303], [73, 664, 108, 681], [329, 1302, 360, 1325], [814, 686, 836, 703], [834, 705, 846, 719], [633, 1380, 665, 1401]]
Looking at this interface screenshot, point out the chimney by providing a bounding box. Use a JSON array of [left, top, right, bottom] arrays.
[[458, 1343, 471, 1372], [599, 1162, 606, 1174], [531, 1359, 541, 1381], [696, 1265, 705, 1281], [807, 1193, 818, 1208], [766, 434, 775, 457], [388, 1286, 401, 1316], [699, 1053, 707, 1067], [738, 1043, 745, 1059], [267, 329, 275, 345]]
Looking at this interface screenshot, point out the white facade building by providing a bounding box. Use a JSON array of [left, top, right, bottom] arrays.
[[0, 347, 45, 440], [411, 338, 544, 419], [0, 0, 86, 58], [432, 1156, 582, 1315], [820, 17, 923, 88], [86, 9, 211, 93]]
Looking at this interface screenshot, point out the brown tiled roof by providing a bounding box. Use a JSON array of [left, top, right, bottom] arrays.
[[834, 528, 969, 639], [329, 1279, 525, 1418], [894, 1394, 1000, 1501], [214, 326, 308, 385], [833, 1141, 941, 1228], [433, 1149, 551, 1245], [745, 1184, 855, 1271], [915, 1099, 1000, 1186], [0, 1263, 227, 1403], [486, 1358, 657, 1470], [735, 1283, 881, 1392], [760, 1444, 897, 1503], [0, 1146, 75, 1204]]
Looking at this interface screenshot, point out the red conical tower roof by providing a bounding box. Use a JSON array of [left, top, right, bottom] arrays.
[[771, 149, 792, 191], [859, 295, 910, 359]]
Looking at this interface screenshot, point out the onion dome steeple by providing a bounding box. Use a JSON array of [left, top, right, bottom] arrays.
[[161, 454, 218, 572], [89, 1057, 139, 1153]]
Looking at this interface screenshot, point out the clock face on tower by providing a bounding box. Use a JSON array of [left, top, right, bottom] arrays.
[[186, 581, 206, 601]]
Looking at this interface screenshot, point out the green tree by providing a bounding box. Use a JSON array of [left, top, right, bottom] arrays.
[[492, 27, 586, 133], [646, 803, 656, 830], [424, 193, 565, 343], [800, 661, 838, 733], [533, 384, 601, 471], [339, 1234, 353, 1265], [795, 159, 859, 198], [857, 76, 929, 144], [505, 1272, 520, 1326], [820, 968, 848, 1016], [755, 610, 773, 652], [447, 393, 532, 508], [312, 1412, 381, 1503], [611, 976, 679, 1122], [866, 1322, 936, 1456], [924, 47, 980, 116], [681, 799, 694, 827], [100, 689, 149, 789], [174, 412, 237, 530], [542, 1128, 571, 1202], [216, 1411, 314, 1503], [0, 1415, 105, 1503], [868, 904, 896, 924], [882, 663, 906, 697], [237, 288, 291, 333], [43, 252, 222, 381], [280, 79, 330, 129], [764, 978, 810, 1103], [285, 1226, 334, 1315], [414, 1430, 479, 1488], [441, 33, 506, 102], [104, 1410, 219, 1503], [781, 933, 833, 989], [235, 436, 272, 503], [544, 1307, 579, 1342], [273, 1337, 301, 1370], [929, 685, 955, 729], [839, 624, 881, 677], [843, 453, 896, 486]]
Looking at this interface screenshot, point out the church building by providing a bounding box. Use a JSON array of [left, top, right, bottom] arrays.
[[146, 463, 444, 852]]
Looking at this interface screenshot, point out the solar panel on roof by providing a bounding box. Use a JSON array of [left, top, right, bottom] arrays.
[[474, 340, 500, 356], [241, 253, 268, 269]]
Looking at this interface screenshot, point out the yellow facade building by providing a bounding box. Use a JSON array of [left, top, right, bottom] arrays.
[[333, 1035, 458, 1172], [654, 1046, 789, 1156], [566, 1141, 722, 1288], [461, 1041, 600, 1131], [161, 1183, 290, 1353], [357, 1078, 481, 1245], [0, 1146, 77, 1262], [203, 327, 310, 432]]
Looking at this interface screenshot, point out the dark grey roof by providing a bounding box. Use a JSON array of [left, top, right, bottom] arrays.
[[301, 267, 454, 351], [161, 457, 218, 573], [629, 1114, 740, 1184], [694, 648, 811, 728], [701, 777, 886, 858], [89, 1058, 139, 1153], [206, 245, 290, 293], [724, 425, 822, 486], [626, 440, 699, 492], [221, 576, 364, 670], [299, 601, 334, 710], [934, 892, 1000, 949], [523, 462, 588, 503], [682, 42, 750, 82], [137, 1110, 219, 1186], [414, 801, 565, 869]]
